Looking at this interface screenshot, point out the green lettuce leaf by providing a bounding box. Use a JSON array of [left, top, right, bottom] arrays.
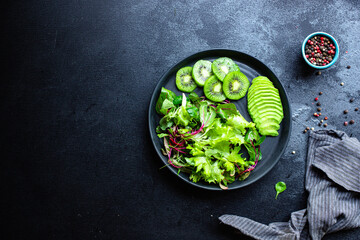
[[216, 103, 239, 119], [226, 115, 255, 135], [156, 87, 177, 114], [199, 102, 216, 128]]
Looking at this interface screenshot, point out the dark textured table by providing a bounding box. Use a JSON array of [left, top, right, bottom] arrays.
[[3, 0, 360, 239]]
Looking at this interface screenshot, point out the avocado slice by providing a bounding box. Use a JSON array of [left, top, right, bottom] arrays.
[[248, 94, 282, 108], [248, 87, 279, 99], [252, 76, 274, 85], [248, 86, 279, 96], [259, 127, 279, 137], [253, 113, 283, 125], [247, 76, 284, 136], [249, 101, 283, 115]]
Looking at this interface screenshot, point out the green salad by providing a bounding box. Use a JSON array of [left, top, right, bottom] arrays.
[[155, 87, 265, 189]]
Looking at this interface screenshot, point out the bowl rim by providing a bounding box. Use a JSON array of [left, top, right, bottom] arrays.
[[302, 32, 339, 69]]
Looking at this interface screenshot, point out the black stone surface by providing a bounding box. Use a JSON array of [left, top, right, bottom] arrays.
[[2, 0, 360, 239]]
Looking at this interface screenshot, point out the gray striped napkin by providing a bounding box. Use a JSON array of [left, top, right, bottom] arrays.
[[219, 130, 360, 240]]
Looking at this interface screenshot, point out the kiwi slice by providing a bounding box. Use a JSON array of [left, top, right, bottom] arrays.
[[176, 66, 197, 92], [212, 57, 239, 81], [203, 75, 226, 102], [222, 71, 250, 100], [192, 60, 213, 87]]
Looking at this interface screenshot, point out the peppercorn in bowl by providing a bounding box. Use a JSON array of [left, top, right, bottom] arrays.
[[302, 32, 339, 69]]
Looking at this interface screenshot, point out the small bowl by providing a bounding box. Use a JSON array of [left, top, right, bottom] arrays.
[[302, 32, 339, 69]]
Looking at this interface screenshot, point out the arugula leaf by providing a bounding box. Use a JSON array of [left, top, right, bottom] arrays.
[[156, 87, 177, 114]]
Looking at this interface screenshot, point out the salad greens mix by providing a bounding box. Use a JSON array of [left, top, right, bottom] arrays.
[[155, 87, 265, 189]]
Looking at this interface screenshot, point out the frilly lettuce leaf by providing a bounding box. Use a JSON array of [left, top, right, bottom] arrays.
[[226, 115, 255, 135], [155, 88, 265, 187], [186, 156, 224, 183]]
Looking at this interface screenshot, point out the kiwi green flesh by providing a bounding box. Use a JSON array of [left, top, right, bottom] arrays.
[[204, 76, 226, 102], [176, 66, 197, 92], [222, 71, 250, 100], [212, 57, 238, 81], [192, 60, 213, 87]]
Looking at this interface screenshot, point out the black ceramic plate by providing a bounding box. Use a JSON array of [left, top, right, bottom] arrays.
[[148, 49, 291, 190]]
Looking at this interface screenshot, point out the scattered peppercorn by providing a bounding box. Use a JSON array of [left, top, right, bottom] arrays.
[[318, 112, 322, 116], [316, 102, 321, 106], [303, 129, 308, 133], [317, 107, 321, 111], [320, 120, 324, 123], [344, 121, 348, 126], [350, 120, 355, 124], [355, 107, 359, 111], [340, 82, 344, 86], [306, 127, 310, 130], [324, 117, 328, 120], [316, 71, 322, 75], [291, 151, 296, 154], [347, 65, 351, 69], [311, 127, 315, 131], [344, 110, 348, 114], [319, 91, 323, 95], [350, 98, 355, 103], [324, 123, 328, 127], [318, 123, 322, 126]]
